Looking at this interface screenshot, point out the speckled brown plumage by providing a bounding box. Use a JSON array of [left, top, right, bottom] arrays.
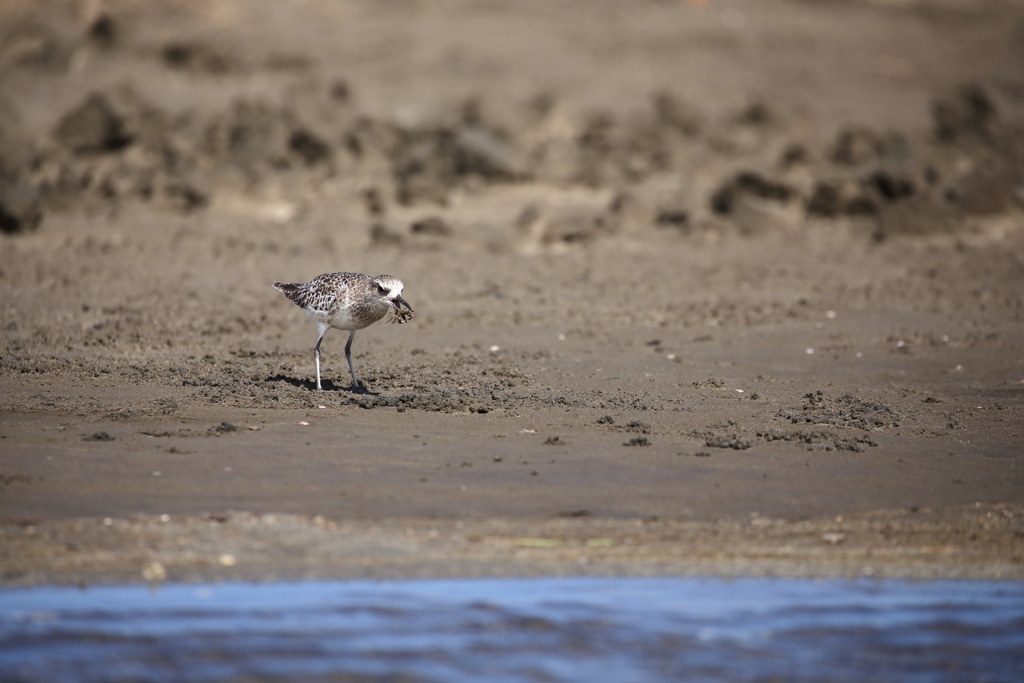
[[273, 272, 413, 391]]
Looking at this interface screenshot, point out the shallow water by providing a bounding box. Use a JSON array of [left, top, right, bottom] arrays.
[[2, 577, 1023, 683]]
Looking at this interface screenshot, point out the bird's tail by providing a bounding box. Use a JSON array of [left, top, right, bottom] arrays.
[[273, 281, 303, 303]]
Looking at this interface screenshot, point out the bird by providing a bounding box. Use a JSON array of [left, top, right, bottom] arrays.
[[273, 272, 413, 392]]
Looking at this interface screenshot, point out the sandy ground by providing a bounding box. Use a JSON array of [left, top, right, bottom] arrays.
[[1, 0, 1023, 585]]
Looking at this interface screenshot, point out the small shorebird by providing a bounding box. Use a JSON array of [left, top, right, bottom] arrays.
[[273, 272, 413, 391]]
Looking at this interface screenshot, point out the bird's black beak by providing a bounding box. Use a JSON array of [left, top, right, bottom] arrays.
[[393, 295, 413, 312]]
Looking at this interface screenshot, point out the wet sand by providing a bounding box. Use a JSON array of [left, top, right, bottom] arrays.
[[1, 0, 1023, 584]]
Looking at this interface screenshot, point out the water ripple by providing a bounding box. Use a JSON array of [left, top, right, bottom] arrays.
[[2, 577, 1023, 683]]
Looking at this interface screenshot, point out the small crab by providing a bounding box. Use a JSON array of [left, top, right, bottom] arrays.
[[387, 306, 415, 324]]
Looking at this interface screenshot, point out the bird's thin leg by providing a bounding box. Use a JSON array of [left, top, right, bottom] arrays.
[[344, 329, 360, 389], [314, 324, 329, 392]]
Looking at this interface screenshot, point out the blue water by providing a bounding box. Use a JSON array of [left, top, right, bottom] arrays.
[[2, 577, 1023, 683]]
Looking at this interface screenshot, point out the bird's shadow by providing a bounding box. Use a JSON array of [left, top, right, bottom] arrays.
[[265, 374, 379, 395]]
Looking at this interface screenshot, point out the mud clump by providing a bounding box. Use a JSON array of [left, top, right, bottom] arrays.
[[161, 41, 237, 75], [933, 85, 999, 144], [780, 392, 899, 431], [831, 127, 883, 166], [54, 93, 133, 155], [866, 171, 915, 203], [759, 429, 878, 453], [83, 432, 115, 442], [946, 161, 1019, 216], [0, 183, 42, 234], [694, 432, 753, 450], [202, 99, 336, 176], [711, 172, 794, 215], [806, 182, 878, 218]]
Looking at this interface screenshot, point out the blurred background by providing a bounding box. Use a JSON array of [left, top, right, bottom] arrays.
[[2, 0, 1022, 245]]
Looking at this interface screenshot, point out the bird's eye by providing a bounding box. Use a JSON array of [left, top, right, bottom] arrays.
[[376, 284, 387, 294]]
